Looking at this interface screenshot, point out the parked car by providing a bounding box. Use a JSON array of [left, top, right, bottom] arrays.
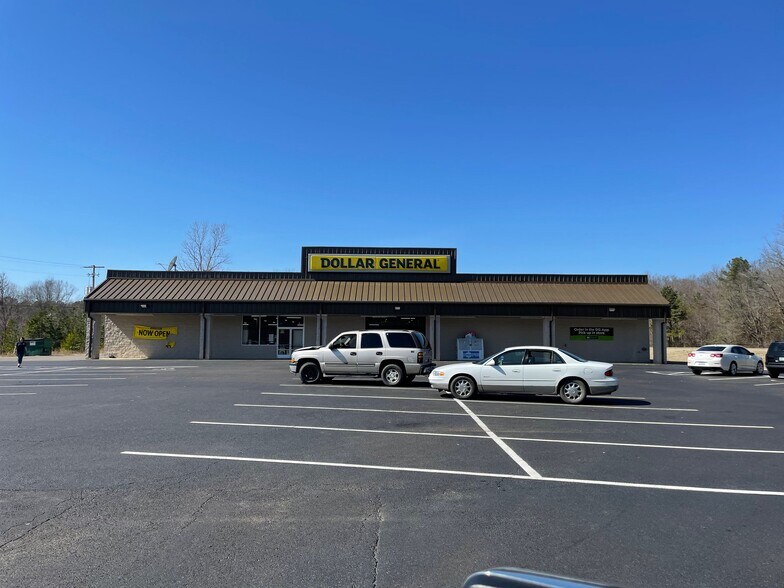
[[427, 346, 617, 404], [687, 345, 764, 376], [289, 330, 435, 386], [765, 341, 784, 379]]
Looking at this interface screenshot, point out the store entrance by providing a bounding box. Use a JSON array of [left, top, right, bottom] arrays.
[[364, 316, 427, 332]]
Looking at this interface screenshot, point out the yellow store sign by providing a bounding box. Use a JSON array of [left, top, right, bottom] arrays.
[[309, 254, 450, 273], [134, 326, 178, 340]]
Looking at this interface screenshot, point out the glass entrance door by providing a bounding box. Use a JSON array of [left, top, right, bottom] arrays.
[[277, 327, 304, 358]]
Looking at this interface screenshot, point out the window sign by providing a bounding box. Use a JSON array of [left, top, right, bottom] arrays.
[[569, 327, 614, 341]]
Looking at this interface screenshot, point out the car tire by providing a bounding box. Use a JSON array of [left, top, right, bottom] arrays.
[[381, 363, 405, 387], [559, 379, 588, 404], [723, 362, 738, 376], [299, 362, 322, 384], [755, 362, 764, 376], [770, 369, 780, 380], [691, 368, 702, 375], [450, 375, 476, 399]]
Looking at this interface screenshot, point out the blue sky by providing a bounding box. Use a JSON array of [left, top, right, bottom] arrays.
[[1, 1, 781, 295]]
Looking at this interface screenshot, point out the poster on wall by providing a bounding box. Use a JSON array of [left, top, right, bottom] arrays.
[[569, 327, 614, 341], [133, 326, 178, 340]]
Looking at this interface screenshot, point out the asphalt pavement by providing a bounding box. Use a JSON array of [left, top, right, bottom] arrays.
[[1, 358, 784, 587]]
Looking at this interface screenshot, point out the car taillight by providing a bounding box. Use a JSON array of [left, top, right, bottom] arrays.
[[417, 352, 423, 363], [604, 369, 613, 377], [710, 353, 723, 358], [688, 353, 695, 357]]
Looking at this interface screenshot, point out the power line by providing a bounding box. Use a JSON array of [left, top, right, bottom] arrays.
[[0, 266, 88, 278], [0, 255, 84, 267]]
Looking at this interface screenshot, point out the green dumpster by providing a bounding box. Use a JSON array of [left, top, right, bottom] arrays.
[[25, 338, 53, 356]]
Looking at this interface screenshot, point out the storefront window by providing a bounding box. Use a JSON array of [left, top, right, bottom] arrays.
[[242, 316, 302, 346], [242, 315, 279, 345]]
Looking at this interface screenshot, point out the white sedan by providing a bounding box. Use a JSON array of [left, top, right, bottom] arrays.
[[687, 345, 764, 376], [428, 346, 618, 404]]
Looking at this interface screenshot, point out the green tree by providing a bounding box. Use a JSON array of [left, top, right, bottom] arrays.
[[661, 285, 688, 345]]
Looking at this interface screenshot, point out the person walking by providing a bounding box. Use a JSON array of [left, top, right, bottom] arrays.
[[15, 337, 27, 368]]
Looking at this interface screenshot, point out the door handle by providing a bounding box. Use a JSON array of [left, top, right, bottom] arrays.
[[553, 369, 562, 372], [350, 352, 357, 356], [376, 352, 383, 355]]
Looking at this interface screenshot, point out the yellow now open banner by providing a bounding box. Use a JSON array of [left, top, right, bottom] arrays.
[[134, 326, 178, 340]]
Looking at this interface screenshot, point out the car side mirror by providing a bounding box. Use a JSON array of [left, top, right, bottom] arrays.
[[486, 359, 495, 366]]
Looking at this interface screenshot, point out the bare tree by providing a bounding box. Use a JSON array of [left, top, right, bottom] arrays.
[[22, 278, 77, 308], [0, 272, 20, 335], [180, 222, 231, 271]]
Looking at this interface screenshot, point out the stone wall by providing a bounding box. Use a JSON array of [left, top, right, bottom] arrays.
[[103, 314, 201, 359]]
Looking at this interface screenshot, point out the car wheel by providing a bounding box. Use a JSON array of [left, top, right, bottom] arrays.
[[450, 375, 476, 399], [381, 364, 405, 387], [770, 369, 780, 380], [299, 362, 322, 384], [691, 368, 702, 375], [559, 379, 587, 404], [723, 362, 738, 376], [755, 362, 764, 376]]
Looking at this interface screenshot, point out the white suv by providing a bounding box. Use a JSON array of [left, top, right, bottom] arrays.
[[289, 330, 436, 386]]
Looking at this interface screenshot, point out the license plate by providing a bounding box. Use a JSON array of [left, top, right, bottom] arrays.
[[778, 357, 784, 362]]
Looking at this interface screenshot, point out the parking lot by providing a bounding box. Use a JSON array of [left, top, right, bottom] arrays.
[[2, 359, 784, 587]]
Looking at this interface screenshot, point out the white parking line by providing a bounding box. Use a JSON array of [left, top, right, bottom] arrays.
[[234, 403, 772, 429], [646, 371, 692, 376], [755, 382, 784, 387], [1, 377, 128, 381], [262, 391, 692, 412], [193, 421, 784, 455], [454, 398, 541, 478], [192, 420, 486, 440], [0, 392, 37, 396], [0, 384, 88, 388], [706, 376, 767, 382], [121, 451, 784, 497]]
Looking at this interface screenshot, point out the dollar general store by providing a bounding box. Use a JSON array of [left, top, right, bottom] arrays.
[[84, 247, 670, 363]]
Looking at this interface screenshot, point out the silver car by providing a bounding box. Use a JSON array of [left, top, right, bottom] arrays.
[[289, 330, 435, 386]]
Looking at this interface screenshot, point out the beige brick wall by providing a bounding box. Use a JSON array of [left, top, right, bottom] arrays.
[[103, 314, 201, 359]]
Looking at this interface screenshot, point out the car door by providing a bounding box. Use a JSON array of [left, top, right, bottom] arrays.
[[479, 350, 524, 392], [737, 347, 755, 371], [355, 332, 384, 374], [730, 347, 749, 372], [324, 332, 358, 374], [522, 349, 564, 394]]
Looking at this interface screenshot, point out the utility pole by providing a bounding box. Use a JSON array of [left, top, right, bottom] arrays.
[[83, 265, 105, 290]]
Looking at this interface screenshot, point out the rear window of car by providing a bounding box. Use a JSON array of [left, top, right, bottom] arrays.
[[768, 342, 784, 354], [361, 333, 383, 349], [385, 332, 417, 348], [697, 346, 725, 352], [412, 331, 430, 349]]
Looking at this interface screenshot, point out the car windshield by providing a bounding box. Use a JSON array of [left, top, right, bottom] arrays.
[[768, 342, 784, 354], [557, 349, 587, 362], [697, 345, 726, 352]]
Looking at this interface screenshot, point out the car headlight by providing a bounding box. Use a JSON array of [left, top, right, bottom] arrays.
[[431, 371, 446, 377]]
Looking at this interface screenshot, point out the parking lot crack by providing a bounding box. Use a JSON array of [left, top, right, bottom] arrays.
[[0, 494, 76, 552], [179, 492, 215, 533], [371, 496, 382, 588]]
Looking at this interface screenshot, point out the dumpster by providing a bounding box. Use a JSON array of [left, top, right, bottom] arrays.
[[25, 338, 53, 356]]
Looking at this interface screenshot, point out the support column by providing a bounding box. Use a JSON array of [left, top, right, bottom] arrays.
[[542, 318, 554, 346], [205, 315, 212, 359], [435, 315, 441, 361], [652, 319, 666, 364], [316, 313, 322, 346], [87, 314, 102, 359], [199, 313, 206, 359], [428, 314, 436, 353]]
